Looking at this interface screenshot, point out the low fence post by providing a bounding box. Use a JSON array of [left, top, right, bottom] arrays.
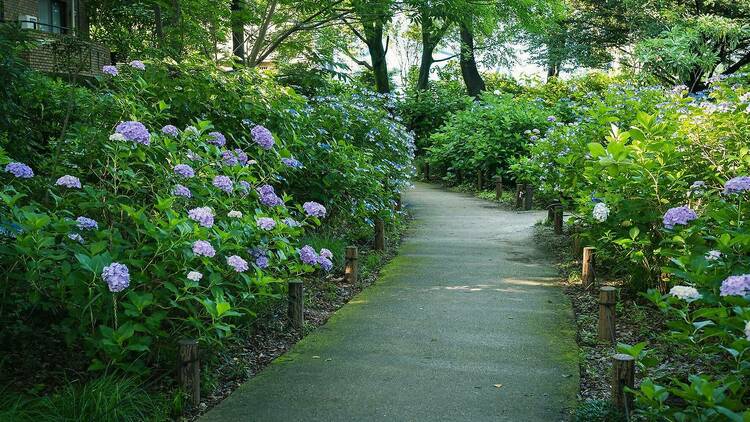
[[582, 247, 596, 289], [395, 193, 402, 211], [553, 205, 563, 234], [288, 279, 304, 330], [424, 163, 430, 181], [477, 172, 483, 191], [515, 184, 525, 208], [344, 246, 359, 284], [612, 354, 635, 413], [374, 218, 385, 251], [523, 185, 534, 210], [494, 176, 503, 200], [598, 286, 616, 344], [179, 339, 200, 408]]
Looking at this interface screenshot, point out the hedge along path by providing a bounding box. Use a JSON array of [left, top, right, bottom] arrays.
[[201, 182, 579, 421]]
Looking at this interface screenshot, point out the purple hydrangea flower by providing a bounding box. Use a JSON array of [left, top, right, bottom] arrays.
[[186, 150, 200, 161], [257, 184, 283, 206], [174, 164, 195, 178], [251, 125, 275, 149], [207, 131, 226, 147], [284, 218, 301, 227], [76, 216, 98, 230], [720, 274, 750, 296], [256, 217, 276, 230], [221, 149, 248, 166], [723, 176, 750, 194], [68, 233, 84, 243], [303, 201, 327, 218], [299, 245, 318, 265], [102, 65, 118, 76], [115, 121, 151, 145], [281, 157, 302, 168], [102, 262, 130, 292], [188, 207, 214, 227], [213, 175, 233, 193], [256, 256, 269, 268], [227, 255, 249, 272], [663, 206, 697, 229], [173, 184, 192, 198], [162, 125, 179, 137], [5, 162, 33, 178], [129, 60, 145, 70], [318, 256, 333, 272], [547, 116, 557, 122], [56, 175, 81, 189], [192, 240, 216, 257], [319, 248, 333, 259]]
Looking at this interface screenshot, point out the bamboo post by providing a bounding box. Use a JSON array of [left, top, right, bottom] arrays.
[[598, 286, 617, 344], [374, 218, 385, 251], [494, 176, 503, 200], [515, 184, 525, 208], [582, 247, 596, 289], [179, 339, 200, 408], [524, 185, 534, 210], [477, 172, 483, 191], [553, 205, 563, 234], [344, 246, 359, 284], [612, 354, 635, 412], [288, 279, 304, 330]]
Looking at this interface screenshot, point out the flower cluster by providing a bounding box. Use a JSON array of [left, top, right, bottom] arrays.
[[723, 176, 750, 194], [174, 164, 195, 178], [56, 175, 81, 189], [115, 121, 151, 145], [162, 125, 179, 137], [662, 206, 697, 229], [258, 185, 283, 206], [102, 65, 118, 76], [76, 216, 98, 230], [251, 125, 275, 149], [5, 162, 33, 178], [192, 240, 216, 257], [720, 275, 750, 297], [227, 210, 242, 218], [256, 217, 276, 230], [222, 149, 249, 166], [213, 175, 233, 193], [298, 245, 332, 271], [592, 203, 609, 222], [226, 255, 249, 272], [187, 271, 203, 281], [705, 250, 722, 261], [303, 201, 326, 218], [129, 60, 145, 70], [669, 285, 701, 301], [281, 158, 303, 168], [207, 131, 226, 147], [188, 207, 214, 228], [173, 184, 192, 198], [102, 262, 130, 292]]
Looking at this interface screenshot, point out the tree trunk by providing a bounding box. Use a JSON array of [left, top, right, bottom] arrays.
[[247, 0, 277, 66], [459, 23, 485, 98], [365, 22, 390, 93], [154, 5, 164, 48], [231, 0, 245, 62], [546, 60, 559, 79], [416, 11, 435, 91]]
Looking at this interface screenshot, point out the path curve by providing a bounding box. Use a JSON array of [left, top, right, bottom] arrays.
[[201, 182, 579, 421]]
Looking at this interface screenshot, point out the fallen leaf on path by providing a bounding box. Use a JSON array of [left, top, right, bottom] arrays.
[[312, 356, 320, 359], [494, 384, 503, 388]]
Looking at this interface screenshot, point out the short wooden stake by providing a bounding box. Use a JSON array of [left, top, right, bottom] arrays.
[[572, 234, 582, 255], [477, 172, 483, 191], [344, 246, 359, 284], [494, 176, 503, 200], [424, 163, 430, 180], [178, 339, 200, 408], [395, 194, 402, 211], [553, 205, 563, 234], [515, 184, 525, 208], [612, 354, 635, 413], [547, 204, 556, 224], [598, 286, 617, 344], [582, 247, 596, 289], [523, 185, 534, 210], [374, 218, 385, 251], [288, 279, 304, 329]]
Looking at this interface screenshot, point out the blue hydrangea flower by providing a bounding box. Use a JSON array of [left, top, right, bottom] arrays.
[[663, 206, 697, 229], [129, 60, 145, 70], [192, 240, 216, 257], [318, 256, 333, 272], [255, 255, 269, 268], [76, 216, 98, 230], [720, 275, 750, 296], [222, 149, 248, 166], [56, 175, 81, 189], [227, 255, 249, 272], [173, 184, 192, 198], [251, 125, 275, 149], [281, 157, 303, 168], [102, 262, 130, 292], [161, 125, 179, 137], [303, 201, 326, 218], [724, 176, 750, 194], [207, 131, 226, 147], [5, 162, 33, 178], [256, 217, 276, 230], [188, 207, 214, 227], [174, 164, 195, 178], [257, 184, 283, 206], [115, 121, 150, 145], [102, 65, 118, 76], [213, 175, 233, 193], [68, 233, 84, 243], [283, 218, 301, 227], [299, 245, 318, 265]]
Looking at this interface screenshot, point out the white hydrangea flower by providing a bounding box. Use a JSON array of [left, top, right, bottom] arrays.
[[227, 210, 243, 218], [669, 285, 701, 301], [592, 203, 610, 222], [109, 133, 126, 141], [705, 250, 722, 261], [493, 90, 501, 95], [745, 321, 750, 341], [187, 271, 203, 281]]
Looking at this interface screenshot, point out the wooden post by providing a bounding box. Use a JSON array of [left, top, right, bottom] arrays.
[[494, 176, 503, 200], [598, 286, 617, 344], [553, 205, 563, 234], [582, 247, 596, 289], [523, 185, 534, 210], [572, 234, 582, 255], [374, 218, 385, 251], [344, 246, 359, 284], [179, 339, 200, 408], [547, 204, 555, 224], [457, 169, 463, 183], [395, 194, 402, 211], [288, 279, 304, 330], [515, 184, 525, 208], [477, 172, 483, 191], [612, 354, 635, 412], [424, 163, 430, 181]]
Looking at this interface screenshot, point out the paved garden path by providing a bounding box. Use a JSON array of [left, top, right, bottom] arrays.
[[202, 182, 579, 421]]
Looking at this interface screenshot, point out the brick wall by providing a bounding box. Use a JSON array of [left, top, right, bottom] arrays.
[[22, 32, 111, 76], [3, 0, 37, 21]]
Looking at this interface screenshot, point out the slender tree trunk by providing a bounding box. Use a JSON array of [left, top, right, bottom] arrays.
[[231, 0, 245, 62], [546, 60, 559, 79], [459, 23, 484, 98], [416, 12, 435, 90], [364, 22, 390, 93], [154, 5, 164, 48], [247, 0, 277, 66]]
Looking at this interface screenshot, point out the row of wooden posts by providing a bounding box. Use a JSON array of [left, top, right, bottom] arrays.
[[177, 220, 389, 408]]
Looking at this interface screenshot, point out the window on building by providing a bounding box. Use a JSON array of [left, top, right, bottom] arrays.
[[37, 0, 67, 33]]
